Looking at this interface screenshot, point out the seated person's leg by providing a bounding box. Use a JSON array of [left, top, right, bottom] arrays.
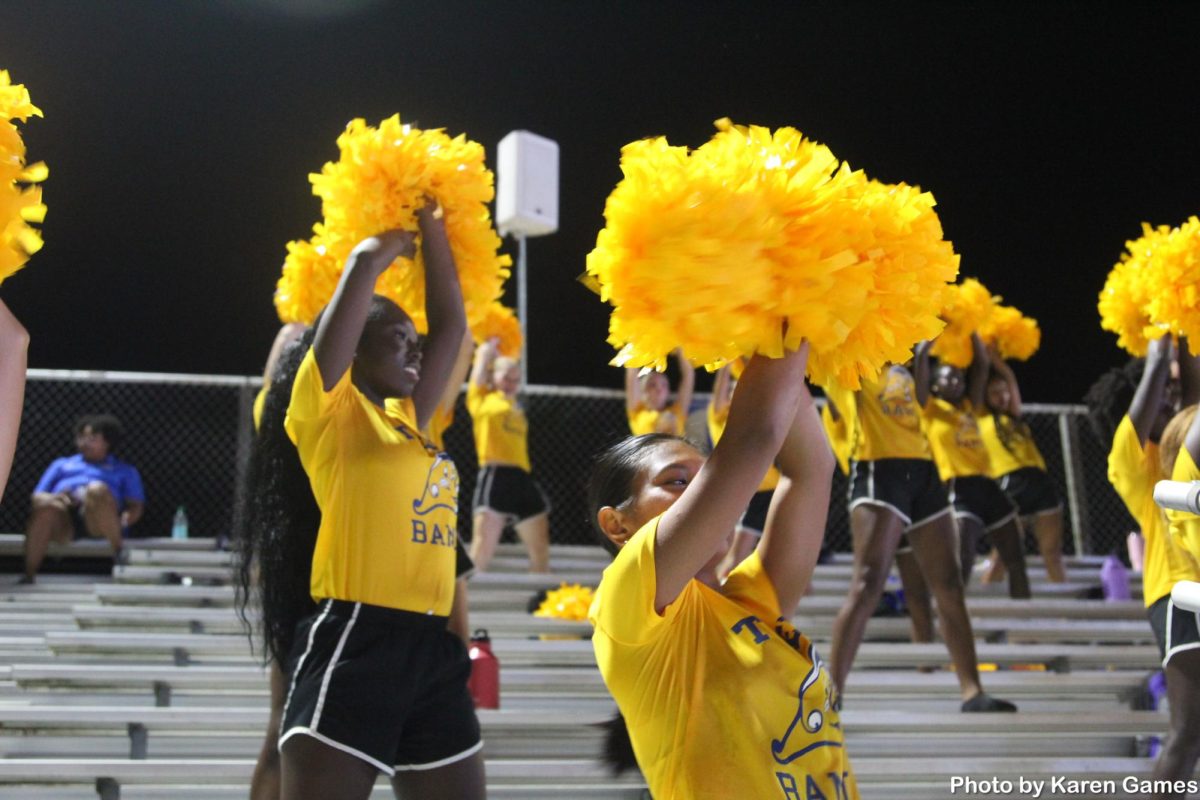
[[81, 481, 123, 552], [23, 493, 73, 582]]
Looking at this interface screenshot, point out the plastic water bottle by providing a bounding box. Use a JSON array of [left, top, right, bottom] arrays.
[[1099, 554, 1131, 601], [171, 506, 189, 540]]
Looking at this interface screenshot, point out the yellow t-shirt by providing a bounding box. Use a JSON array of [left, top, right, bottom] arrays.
[[252, 385, 268, 432], [819, 404, 852, 477], [977, 412, 1047, 477], [1108, 416, 1200, 607], [707, 402, 780, 492], [466, 383, 531, 471], [827, 366, 930, 462], [629, 403, 685, 436], [1167, 448, 1200, 569], [589, 518, 858, 800], [285, 350, 459, 614], [921, 398, 990, 482], [425, 403, 455, 452]]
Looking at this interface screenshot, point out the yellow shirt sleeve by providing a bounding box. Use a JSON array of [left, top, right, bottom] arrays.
[[252, 385, 268, 432], [1168, 448, 1200, 569], [589, 516, 684, 646], [721, 550, 781, 620]]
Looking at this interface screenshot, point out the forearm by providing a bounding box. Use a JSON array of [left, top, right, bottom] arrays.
[[675, 352, 695, 412], [313, 251, 385, 390], [1179, 337, 1200, 407], [1129, 345, 1171, 444], [410, 218, 467, 426], [0, 308, 28, 499], [966, 334, 989, 408], [913, 341, 933, 406]]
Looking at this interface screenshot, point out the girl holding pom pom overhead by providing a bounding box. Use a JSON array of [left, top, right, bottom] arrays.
[[467, 336, 551, 573], [276, 200, 485, 799], [626, 350, 695, 436], [916, 334, 1031, 597], [588, 343, 859, 800]]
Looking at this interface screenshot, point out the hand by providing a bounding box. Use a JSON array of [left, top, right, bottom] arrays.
[[352, 230, 418, 274], [416, 196, 444, 230], [1147, 334, 1172, 366]]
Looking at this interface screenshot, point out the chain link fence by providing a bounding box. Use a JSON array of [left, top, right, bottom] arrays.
[[0, 372, 1138, 560]]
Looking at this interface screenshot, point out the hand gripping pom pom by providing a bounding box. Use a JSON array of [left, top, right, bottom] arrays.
[[0, 70, 47, 286], [473, 303, 523, 358], [274, 115, 511, 328], [981, 304, 1040, 361], [930, 278, 997, 368], [585, 120, 958, 388]]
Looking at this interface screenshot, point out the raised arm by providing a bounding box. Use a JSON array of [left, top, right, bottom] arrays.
[[966, 333, 990, 410], [757, 381, 835, 616], [624, 368, 642, 415], [674, 350, 695, 416], [711, 364, 733, 415], [470, 337, 499, 390], [434, 331, 474, 420], [1129, 335, 1172, 446], [312, 230, 417, 390], [913, 340, 933, 407], [654, 344, 810, 610], [409, 205, 468, 430], [0, 299, 28, 500], [262, 323, 307, 384], [1178, 336, 1200, 408], [988, 346, 1023, 416]]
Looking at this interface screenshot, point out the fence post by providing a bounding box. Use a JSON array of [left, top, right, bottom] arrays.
[[1059, 412, 1090, 555]]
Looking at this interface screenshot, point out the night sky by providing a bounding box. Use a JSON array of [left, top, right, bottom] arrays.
[[1, 1, 1197, 401]]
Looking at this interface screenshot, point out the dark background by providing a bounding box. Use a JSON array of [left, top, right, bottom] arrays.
[[1, 0, 1197, 400]]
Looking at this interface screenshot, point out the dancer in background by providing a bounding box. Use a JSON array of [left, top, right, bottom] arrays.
[[1095, 335, 1200, 799], [916, 335, 1030, 598], [825, 357, 1014, 711], [977, 350, 1067, 583], [589, 343, 858, 799], [625, 349, 694, 436], [467, 336, 550, 573], [276, 201, 483, 798]]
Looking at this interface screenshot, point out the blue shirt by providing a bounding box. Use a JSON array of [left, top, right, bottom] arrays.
[[33, 454, 145, 509]]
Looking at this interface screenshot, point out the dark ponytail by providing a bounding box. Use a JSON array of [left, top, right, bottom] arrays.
[[1083, 357, 1145, 446]]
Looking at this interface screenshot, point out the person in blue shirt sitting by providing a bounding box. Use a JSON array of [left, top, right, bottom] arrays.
[[22, 414, 145, 582]]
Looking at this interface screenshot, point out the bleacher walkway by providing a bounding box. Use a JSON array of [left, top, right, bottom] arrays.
[[0, 534, 1164, 799]]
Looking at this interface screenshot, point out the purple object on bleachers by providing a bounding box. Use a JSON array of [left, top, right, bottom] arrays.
[[1100, 555, 1132, 601]]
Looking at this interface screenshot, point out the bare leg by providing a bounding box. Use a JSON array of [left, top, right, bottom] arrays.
[[513, 512, 550, 573], [1032, 509, 1067, 583], [81, 481, 123, 552], [979, 546, 1005, 584], [250, 661, 287, 800], [990, 518, 1031, 599], [895, 550, 933, 643], [957, 516, 982, 586], [280, 733, 379, 800], [23, 496, 72, 581], [392, 751, 485, 800], [906, 513, 984, 702], [468, 509, 507, 573], [829, 504, 905, 697], [1152, 649, 1200, 798]]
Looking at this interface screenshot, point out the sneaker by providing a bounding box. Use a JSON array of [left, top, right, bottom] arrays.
[[17, 574, 35, 585], [961, 692, 1017, 712]]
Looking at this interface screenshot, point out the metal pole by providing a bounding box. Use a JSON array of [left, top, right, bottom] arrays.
[[516, 233, 528, 388], [1059, 412, 1089, 556]]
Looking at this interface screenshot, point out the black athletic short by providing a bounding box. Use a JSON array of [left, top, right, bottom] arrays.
[[998, 466, 1062, 517], [848, 458, 952, 531], [739, 489, 774, 536], [1163, 595, 1200, 668], [947, 475, 1018, 531], [1148, 595, 1170, 660], [472, 464, 549, 524], [279, 599, 481, 775]]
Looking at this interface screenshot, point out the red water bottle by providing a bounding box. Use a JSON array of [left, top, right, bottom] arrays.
[[468, 629, 499, 709]]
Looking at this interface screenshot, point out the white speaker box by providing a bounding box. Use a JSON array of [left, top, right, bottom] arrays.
[[496, 130, 559, 237]]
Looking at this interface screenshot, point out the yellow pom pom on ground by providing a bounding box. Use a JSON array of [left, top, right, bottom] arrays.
[[0, 70, 47, 286], [1146, 216, 1200, 343], [931, 278, 997, 368], [532, 583, 596, 622], [275, 115, 510, 327], [982, 304, 1040, 361], [1099, 223, 1172, 356], [472, 303, 523, 358], [587, 121, 958, 387]]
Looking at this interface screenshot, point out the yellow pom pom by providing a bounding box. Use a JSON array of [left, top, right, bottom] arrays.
[[472, 303, 523, 358], [532, 583, 596, 622], [1146, 216, 1200, 342], [0, 70, 46, 287], [982, 304, 1040, 361], [587, 121, 958, 388], [275, 115, 510, 327], [1098, 223, 1171, 356], [930, 278, 998, 368]]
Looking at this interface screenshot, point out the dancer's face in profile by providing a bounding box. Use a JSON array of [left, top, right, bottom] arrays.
[[985, 376, 1010, 413], [642, 372, 669, 410], [932, 365, 965, 403], [355, 312, 421, 399]]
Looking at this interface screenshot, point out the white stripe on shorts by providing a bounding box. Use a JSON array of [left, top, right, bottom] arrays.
[[311, 601, 361, 730]]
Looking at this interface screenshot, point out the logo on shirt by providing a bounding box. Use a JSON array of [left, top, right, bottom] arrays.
[[413, 453, 459, 518], [771, 641, 842, 766], [878, 366, 918, 427]]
